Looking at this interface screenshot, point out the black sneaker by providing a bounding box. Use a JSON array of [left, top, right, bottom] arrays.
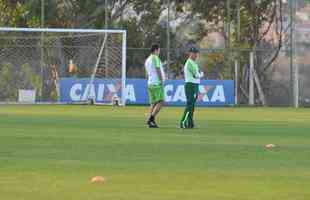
[[147, 120, 159, 128], [180, 122, 193, 129], [188, 122, 195, 129]]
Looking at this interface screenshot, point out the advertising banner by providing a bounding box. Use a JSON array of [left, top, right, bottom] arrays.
[[59, 78, 235, 106]]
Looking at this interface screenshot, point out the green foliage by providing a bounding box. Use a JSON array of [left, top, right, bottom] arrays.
[[174, 0, 281, 64], [0, 62, 42, 101], [0, 0, 26, 26], [18, 63, 42, 91], [0, 0, 40, 27], [0, 63, 16, 100]]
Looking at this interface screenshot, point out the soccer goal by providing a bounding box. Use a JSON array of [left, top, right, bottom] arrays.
[[0, 27, 127, 105]]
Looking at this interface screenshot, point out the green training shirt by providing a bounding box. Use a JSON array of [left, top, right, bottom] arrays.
[[145, 54, 165, 85], [184, 58, 202, 84]]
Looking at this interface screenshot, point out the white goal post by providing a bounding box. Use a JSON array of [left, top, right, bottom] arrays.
[[0, 27, 127, 105]]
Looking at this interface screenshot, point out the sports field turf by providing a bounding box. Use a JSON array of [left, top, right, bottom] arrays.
[[0, 105, 309, 200]]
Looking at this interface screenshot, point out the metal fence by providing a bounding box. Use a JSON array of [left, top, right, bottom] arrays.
[[296, 1, 310, 107]]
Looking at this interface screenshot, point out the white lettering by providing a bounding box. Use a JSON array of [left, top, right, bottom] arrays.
[[97, 84, 105, 101], [125, 84, 136, 102], [82, 84, 96, 101], [199, 85, 210, 102], [70, 84, 82, 101], [211, 85, 226, 102], [173, 85, 186, 102], [107, 84, 117, 93], [164, 85, 174, 102]]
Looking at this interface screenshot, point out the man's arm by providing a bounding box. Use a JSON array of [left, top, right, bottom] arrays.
[[196, 69, 204, 78], [189, 62, 204, 79], [156, 67, 163, 82]]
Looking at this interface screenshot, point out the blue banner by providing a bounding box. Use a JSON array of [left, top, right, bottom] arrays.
[[59, 78, 235, 106]]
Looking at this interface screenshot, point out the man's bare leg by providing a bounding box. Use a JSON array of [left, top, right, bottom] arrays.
[[151, 101, 164, 118], [147, 101, 163, 128]]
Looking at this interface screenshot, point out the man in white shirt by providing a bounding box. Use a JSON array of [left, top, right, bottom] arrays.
[[144, 44, 165, 128]]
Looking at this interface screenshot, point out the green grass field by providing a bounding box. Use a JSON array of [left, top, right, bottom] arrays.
[[0, 105, 310, 200]]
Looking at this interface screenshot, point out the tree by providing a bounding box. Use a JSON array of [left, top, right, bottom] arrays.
[[174, 0, 285, 104], [0, 62, 41, 101], [0, 0, 39, 27], [0, 0, 41, 101], [0, 0, 291, 103]]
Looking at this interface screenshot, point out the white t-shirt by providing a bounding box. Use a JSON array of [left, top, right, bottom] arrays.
[[144, 54, 166, 85]]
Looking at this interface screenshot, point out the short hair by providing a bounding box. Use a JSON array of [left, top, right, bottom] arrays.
[[151, 44, 160, 53]]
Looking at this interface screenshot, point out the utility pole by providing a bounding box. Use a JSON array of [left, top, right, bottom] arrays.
[[290, 0, 298, 108], [105, 0, 108, 77], [167, 0, 171, 78], [40, 0, 45, 100]]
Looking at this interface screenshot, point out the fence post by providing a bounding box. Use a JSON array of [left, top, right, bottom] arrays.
[[234, 60, 238, 105], [249, 52, 254, 105]]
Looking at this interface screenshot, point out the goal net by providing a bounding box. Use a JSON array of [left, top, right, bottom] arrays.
[[0, 27, 126, 105]]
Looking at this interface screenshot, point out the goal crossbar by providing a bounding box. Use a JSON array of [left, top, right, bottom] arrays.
[[0, 27, 126, 34]]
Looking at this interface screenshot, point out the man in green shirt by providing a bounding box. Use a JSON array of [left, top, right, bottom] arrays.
[[180, 47, 204, 129], [145, 44, 165, 128]]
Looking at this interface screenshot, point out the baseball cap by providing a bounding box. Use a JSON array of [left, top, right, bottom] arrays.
[[189, 47, 200, 53]]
